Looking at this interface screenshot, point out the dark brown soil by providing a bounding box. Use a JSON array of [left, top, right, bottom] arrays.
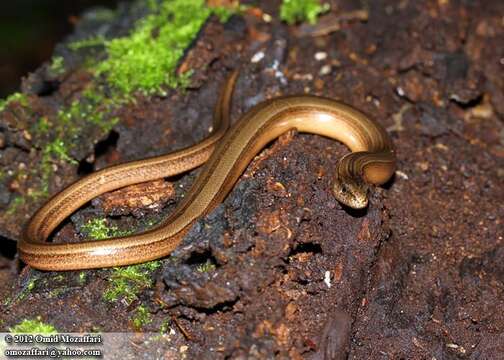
[[0, 0, 503, 359]]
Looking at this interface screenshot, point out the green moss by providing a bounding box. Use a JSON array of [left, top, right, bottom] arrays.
[[91, 325, 102, 333], [36, 157, 52, 198], [48, 56, 65, 76], [280, 0, 330, 25], [6, 196, 23, 214], [6, 196, 25, 215], [78, 272, 87, 284], [6, 91, 118, 204], [32, 116, 51, 134], [44, 275, 67, 298], [103, 262, 161, 304], [48, 288, 65, 298], [32, 138, 78, 199], [30, 91, 119, 199], [52, 274, 65, 282], [81, 217, 134, 240], [0, 92, 28, 112], [26, 279, 36, 292], [95, 0, 235, 96], [132, 304, 152, 329], [43, 139, 78, 165], [196, 259, 216, 273], [14, 278, 38, 303], [2, 93, 92, 210], [2, 296, 12, 307], [80, 218, 127, 240], [9, 317, 57, 334], [58, 91, 120, 134], [3, 275, 38, 307], [159, 319, 170, 334]]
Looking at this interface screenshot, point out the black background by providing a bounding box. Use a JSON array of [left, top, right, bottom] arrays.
[[0, 0, 128, 97]]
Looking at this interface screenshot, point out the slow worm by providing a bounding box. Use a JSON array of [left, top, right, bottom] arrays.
[[18, 71, 396, 271]]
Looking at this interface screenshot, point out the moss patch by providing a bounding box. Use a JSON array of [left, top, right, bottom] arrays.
[[9, 317, 57, 334], [78, 272, 87, 285], [27, 89, 120, 199], [6, 196, 25, 215], [280, 0, 330, 25], [103, 261, 161, 305], [48, 56, 65, 76], [32, 116, 50, 134], [158, 319, 171, 334], [196, 259, 216, 273], [95, 0, 234, 96], [0, 92, 28, 112], [131, 304, 152, 329], [80, 218, 130, 240], [43, 139, 78, 165]]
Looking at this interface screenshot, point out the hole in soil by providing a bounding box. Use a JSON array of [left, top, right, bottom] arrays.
[[381, 172, 396, 190], [450, 93, 483, 109], [77, 158, 94, 175], [78, 130, 119, 175], [186, 249, 219, 271], [341, 204, 368, 218], [36, 80, 60, 97], [289, 242, 322, 257], [0, 235, 17, 260], [94, 129, 120, 160]]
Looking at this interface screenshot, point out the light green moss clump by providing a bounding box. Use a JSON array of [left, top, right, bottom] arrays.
[[48, 56, 65, 76], [196, 259, 216, 273], [32, 93, 119, 197], [103, 262, 161, 304], [57, 94, 119, 134], [82, 218, 111, 239], [9, 317, 57, 334], [6, 196, 25, 215], [78, 272, 87, 284], [280, 0, 330, 25], [0, 92, 28, 112], [16, 278, 37, 302], [132, 304, 152, 329], [26, 279, 36, 292], [80, 218, 130, 240], [43, 139, 78, 165], [34, 138, 78, 198], [158, 319, 170, 334], [32, 116, 50, 134]]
